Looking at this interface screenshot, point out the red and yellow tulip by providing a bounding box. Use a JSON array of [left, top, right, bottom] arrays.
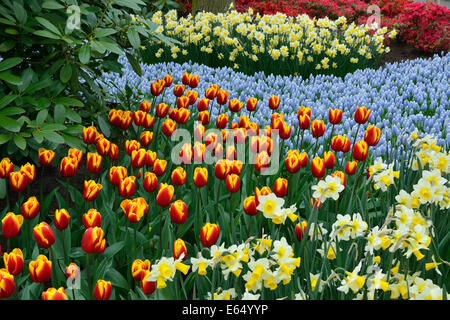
[[200, 223, 220, 247], [33, 222, 55, 249], [29, 255, 52, 283], [21, 196, 40, 220], [81, 227, 106, 254], [169, 200, 188, 225], [2, 212, 23, 238], [83, 180, 103, 202], [82, 209, 102, 229], [42, 287, 68, 300], [54, 209, 71, 230], [94, 280, 112, 300], [3, 248, 24, 276]]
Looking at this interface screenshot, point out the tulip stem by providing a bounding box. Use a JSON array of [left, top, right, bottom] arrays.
[[230, 192, 234, 243], [299, 130, 305, 151], [86, 253, 92, 300], [159, 207, 163, 257], [313, 138, 319, 158], [133, 222, 137, 260], [49, 246, 56, 288], [350, 124, 361, 161], [328, 124, 335, 152]]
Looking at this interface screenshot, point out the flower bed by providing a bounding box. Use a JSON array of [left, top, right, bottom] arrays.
[[235, 0, 450, 53], [138, 9, 396, 77], [102, 53, 449, 161]]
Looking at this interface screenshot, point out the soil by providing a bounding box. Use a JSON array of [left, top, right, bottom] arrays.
[[380, 39, 435, 68]]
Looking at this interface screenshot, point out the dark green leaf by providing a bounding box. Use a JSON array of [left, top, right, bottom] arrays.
[[33, 29, 61, 40], [0, 94, 18, 110], [79, 43, 91, 64], [36, 109, 49, 126], [60, 63, 72, 83], [45, 131, 65, 144], [13, 135, 26, 150], [42, 1, 65, 10], [95, 28, 117, 38], [35, 16, 61, 35], [0, 134, 11, 145], [0, 115, 21, 132], [0, 107, 25, 116], [127, 27, 140, 49], [41, 123, 67, 131], [0, 179, 5, 199], [0, 73, 22, 85], [54, 104, 66, 123], [12, 2, 27, 25], [0, 40, 15, 52], [125, 52, 142, 77], [0, 57, 23, 72], [97, 114, 111, 137], [53, 97, 84, 107], [64, 107, 82, 123]]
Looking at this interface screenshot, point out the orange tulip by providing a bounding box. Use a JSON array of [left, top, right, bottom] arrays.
[[125, 140, 140, 157], [162, 118, 177, 137], [364, 125, 381, 147], [225, 173, 240, 193], [140, 100, 151, 113], [21, 196, 40, 220], [3, 248, 24, 276], [82, 227, 106, 254], [352, 140, 369, 161], [153, 159, 167, 177], [2, 213, 23, 239], [156, 103, 169, 118], [33, 222, 55, 249], [328, 108, 343, 125], [94, 280, 112, 300], [109, 166, 127, 186], [354, 106, 371, 124], [29, 255, 52, 283], [273, 177, 288, 197], [216, 113, 228, 129], [311, 157, 325, 179], [345, 161, 358, 175], [131, 259, 151, 281], [200, 223, 220, 247], [38, 148, 56, 167], [171, 167, 187, 186], [82, 209, 102, 229], [156, 183, 175, 207], [96, 138, 111, 157], [131, 149, 147, 169], [169, 200, 188, 225], [143, 172, 158, 193], [141, 271, 156, 295], [86, 152, 102, 174], [119, 176, 136, 198], [173, 84, 185, 97], [0, 158, 14, 179], [173, 238, 188, 261], [295, 221, 308, 241], [83, 180, 103, 202], [54, 209, 71, 230], [311, 120, 325, 138], [243, 196, 258, 216], [323, 151, 335, 169], [0, 269, 15, 299], [42, 287, 68, 300]]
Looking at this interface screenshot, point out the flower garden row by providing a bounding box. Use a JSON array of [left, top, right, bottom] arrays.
[[234, 0, 450, 53], [0, 53, 449, 299], [137, 9, 397, 77]]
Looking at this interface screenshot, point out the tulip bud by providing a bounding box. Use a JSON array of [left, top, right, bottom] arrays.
[[311, 120, 325, 138], [54, 209, 70, 230], [21, 196, 40, 220], [169, 200, 188, 225], [143, 172, 158, 193], [133, 110, 147, 126], [279, 122, 292, 140], [243, 196, 258, 216], [38, 148, 56, 167], [86, 152, 102, 174], [3, 248, 24, 276], [173, 238, 188, 261], [42, 287, 68, 300], [29, 255, 52, 283], [364, 125, 381, 147], [310, 198, 322, 211], [200, 223, 220, 247], [352, 140, 369, 161], [345, 161, 358, 175], [328, 108, 343, 125], [273, 178, 288, 197], [82, 209, 102, 229], [179, 144, 193, 165], [33, 222, 55, 249], [268, 95, 280, 110], [331, 135, 344, 152], [285, 150, 301, 174], [0, 158, 14, 179], [164, 74, 173, 87], [156, 183, 175, 207], [153, 159, 167, 177], [295, 221, 308, 241], [83, 180, 103, 202], [131, 259, 151, 281], [2, 213, 23, 239], [354, 106, 371, 124], [94, 280, 112, 300], [205, 86, 218, 100], [331, 170, 346, 188], [230, 160, 243, 176], [228, 99, 243, 113], [311, 157, 325, 179], [225, 174, 240, 193], [119, 176, 136, 198], [254, 151, 270, 173], [323, 151, 335, 169], [82, 227, 106, 254], [176, 108, 190, 124], [171, 167, 187, 186]]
